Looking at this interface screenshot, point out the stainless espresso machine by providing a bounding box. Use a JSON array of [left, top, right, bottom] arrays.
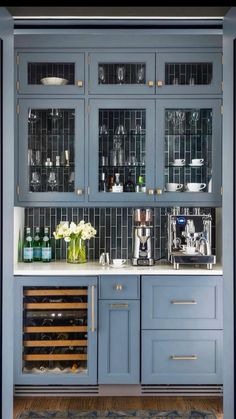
[[132, 209, 154, 266], [168, 209, 216, 270]]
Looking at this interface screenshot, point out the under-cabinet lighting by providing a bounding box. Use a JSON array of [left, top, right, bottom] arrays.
[[13, 16, 225, 20]]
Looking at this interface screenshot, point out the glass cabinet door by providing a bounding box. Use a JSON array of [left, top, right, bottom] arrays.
[[17, 52, 85, 94], [89, 53, 155, 94], [89, 99, 155, 202], [14, 278, 97, 385], [18, 98, 85, 203], [156, 53, 222, 94], [156, 99, 222, 204]]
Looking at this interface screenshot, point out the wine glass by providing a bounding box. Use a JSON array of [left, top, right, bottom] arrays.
[[30, 171, 41, 191], [98, 66, 106, 84], [28, 109, 37, 124], [137, 66, 145, 84], [116, 66, 125, 84], [190, 109, 200, 127], [47, 172, 57, 191]]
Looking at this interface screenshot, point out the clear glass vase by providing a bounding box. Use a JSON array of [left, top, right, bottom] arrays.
[[67, 238, 87, 264]]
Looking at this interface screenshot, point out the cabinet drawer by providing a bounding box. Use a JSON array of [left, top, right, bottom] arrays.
[[142, 276, 222, 329], [99, 276, 140, 299], [142, 330, 222, 384]]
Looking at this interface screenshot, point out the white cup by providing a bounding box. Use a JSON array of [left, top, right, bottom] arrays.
[[112, 259, 126, 267], [174, 158, 185, 165], [191, 158, 204, 165], [185, 246, 196, 254], [187, 182, 206, 192], [166, 183, 183, 192]]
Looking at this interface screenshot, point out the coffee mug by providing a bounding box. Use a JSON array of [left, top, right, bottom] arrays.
[[112, 258, 126, 267], [187, 183, 206, 192], [192, 158, 204, 165], [166, 183, 183, 192], [185, 246, 196, 254], [174, 159, 185, 165]]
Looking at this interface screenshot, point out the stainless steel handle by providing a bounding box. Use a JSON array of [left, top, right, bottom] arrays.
[[75, 188, 83, 196], [170, 355, 198, 361], [110, 304, 129, 308], [113, 283, 123, 291], [147, 80, 154, 87], [91, 285, 95, 332], [171, 300, 197, 305], [76, 80, 83, 87], [147, 188, 154, 195]]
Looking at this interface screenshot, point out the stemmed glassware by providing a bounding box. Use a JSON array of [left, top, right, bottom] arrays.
[[30, 171, 41, 191], [98, 66, 106, 84], [136, 66, 145, 84], [116, 66, 125, 84], [47, 171, 57, 191]]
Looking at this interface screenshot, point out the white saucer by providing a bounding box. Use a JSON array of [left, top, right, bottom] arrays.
[[183, 251, 197, 255], [110, 264, 126, 268], [188, 163, 204, 167], [170, 163, 185, 167]]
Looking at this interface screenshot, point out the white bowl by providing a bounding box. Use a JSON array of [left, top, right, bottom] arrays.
[[40, 77, 68, 86]]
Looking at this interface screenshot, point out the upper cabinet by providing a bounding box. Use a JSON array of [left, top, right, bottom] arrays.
[[89, 53, 156, 94], [156, 52, 222, 95], [16, 52, 85, 95], [89, 51, 222, 95]]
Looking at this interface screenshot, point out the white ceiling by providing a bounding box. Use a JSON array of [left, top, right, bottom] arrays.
[[7, 7, 231, 19]]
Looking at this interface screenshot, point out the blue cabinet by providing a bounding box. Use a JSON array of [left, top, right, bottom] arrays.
[[16, 52, 85, 95], [89, 52, 155, 95], [156, 52, 222, 95], [142, 330, 222, 385], [98, 299, 140, 384], [141, 275, 223, 385], [14, 276, 98, 385], [17, 98, 85, 203]]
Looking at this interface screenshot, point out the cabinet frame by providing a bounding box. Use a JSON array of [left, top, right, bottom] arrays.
[[14, 276, 98, 385], [18, 98, 85, 203]]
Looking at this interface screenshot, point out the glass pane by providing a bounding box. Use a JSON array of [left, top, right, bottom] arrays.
[[28, 62, 75, 85], [98, 109, 146, 193], [28, 108, 75, 193], [165, 63, 213, 86], [22, 287, 88, 375], [98, 63, 146, 85], [164, 108, 212, 193]]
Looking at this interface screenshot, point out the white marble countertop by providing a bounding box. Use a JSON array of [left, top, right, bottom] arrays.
[[14, 260, 223, 276]]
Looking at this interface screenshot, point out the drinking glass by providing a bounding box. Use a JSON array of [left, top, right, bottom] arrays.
[[135, 124, 142, 135], [190, 110, 200, 125], [98, 66, 106, 84], [115, 125, 126, 135], [35, 150, 41, 165], [136, 66, 145, 84], [116, 66, 125, 84], [48, 172, 57, 191], [28, 109, 37, 124], [99, 124, 108, 135], [30, 171, 41, 191], [28, 149, 35, 166]]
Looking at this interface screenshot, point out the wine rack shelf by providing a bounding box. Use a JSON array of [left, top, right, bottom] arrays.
[[24, 303, 88, 309], [24, 340, 88, 347], [24, 326, 87, 333], [23, 354, 87, 361]]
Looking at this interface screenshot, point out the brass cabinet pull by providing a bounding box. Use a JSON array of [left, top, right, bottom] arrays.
[[76, 80, 83, 87], [147, 188, 154, 195], [75, 188, 83, 196], [91, 285, 95, 332], [156, 188, 163, 195], [157, 80, 164, 87], [147, 80, 154, 87], [110, 304, 129, 308], [113, 284, 123, 291], [171, 300, 197, 305], [170, 355, 198, 361]]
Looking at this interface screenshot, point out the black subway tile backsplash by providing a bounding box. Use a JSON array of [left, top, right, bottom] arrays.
[[24, 207, 216, 261]]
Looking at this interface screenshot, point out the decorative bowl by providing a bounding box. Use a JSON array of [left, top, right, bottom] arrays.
[[40, 77, 68, 86]]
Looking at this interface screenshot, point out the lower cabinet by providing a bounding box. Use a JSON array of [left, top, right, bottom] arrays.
[[142, 330, 222, 384], [14, 276, 98, 385], [98, 300, 140, 384]]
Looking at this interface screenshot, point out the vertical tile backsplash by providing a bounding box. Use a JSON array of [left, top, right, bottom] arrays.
[[24, 207, 216, 261]]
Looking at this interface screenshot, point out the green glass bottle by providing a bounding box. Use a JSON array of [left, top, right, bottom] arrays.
[[41, 227, 52, 263], [33, 227, 42, 261], [23, 227, 34, 263]]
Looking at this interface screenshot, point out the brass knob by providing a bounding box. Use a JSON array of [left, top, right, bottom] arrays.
[[76, 80, 83, 87], [114, 284, 123, 291], [76, 188, 83, 196], [157, 80, 163, 87], [147, 80, 154, 87], [147, 188, 154, 195], [156, 188, 163, 195]]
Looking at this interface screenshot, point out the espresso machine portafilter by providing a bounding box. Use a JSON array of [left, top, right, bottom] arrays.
[[132, 209, 154, 266]]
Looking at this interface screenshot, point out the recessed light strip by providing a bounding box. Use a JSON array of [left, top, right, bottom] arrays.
[[13, 16, 224, 20]]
